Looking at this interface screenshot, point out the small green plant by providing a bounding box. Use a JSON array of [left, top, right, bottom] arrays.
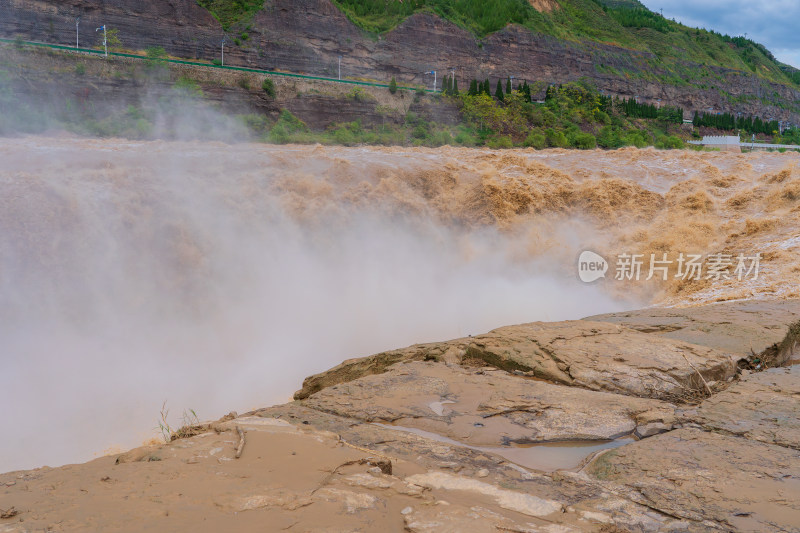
[[347, 87, 374, 102], [156, 401, 173, 443], [389, 76, 398, 94], [145, 46, 166, 61], [13, 36, 24, 49], [74, 63, 86, 76], [238, 77, 251, 90], [174, 76, 203, 96], [144, 46, 167, 75], [155, 402, 202, 443], [262, 77, 276, 98]]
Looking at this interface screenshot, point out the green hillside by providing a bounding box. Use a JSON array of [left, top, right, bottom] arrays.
[[192, 0, 798, 88], [324, 0, 797, 86]]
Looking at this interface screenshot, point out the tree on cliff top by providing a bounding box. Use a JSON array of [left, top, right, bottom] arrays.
[[105, 28, 123, 52]]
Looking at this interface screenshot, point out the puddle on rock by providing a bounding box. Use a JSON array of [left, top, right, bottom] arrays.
[[374, 423, 633, 472], [428, 400, 455, 416]]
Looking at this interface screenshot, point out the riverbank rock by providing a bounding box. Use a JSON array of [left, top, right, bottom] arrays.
[[302, 360, 678, 445], [587, 298, 800, 365], [691, 365, 800, 449], [463, 320, 737, 400], [296, 320, 739, 402], [585, 428, 800, 531]]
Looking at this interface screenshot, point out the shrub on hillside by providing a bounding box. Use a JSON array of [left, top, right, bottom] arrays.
[[262, 78, 276, 99], [544, 128, 569, 148], [569, 131, 597, 149], [655, 134, 684, 149], [524, 131, 546, 149]]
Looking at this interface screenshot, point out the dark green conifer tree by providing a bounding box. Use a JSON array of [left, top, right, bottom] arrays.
[[495, 79, 504, 101]]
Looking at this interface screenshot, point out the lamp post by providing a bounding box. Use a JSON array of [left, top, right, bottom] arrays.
[[95, 25, 106, 58], [338, 56, 342, 80], [426, 70, 436, 92], [75, 18, 80, 49]]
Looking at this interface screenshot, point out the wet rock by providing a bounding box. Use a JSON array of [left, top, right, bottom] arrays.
[[585, 428, 800, 531], [405, 472, 563, 518], [312, 488, 381, 514], [692, 365, 800, 449], [301, 360, 678, 445], [588, 299, 800, 365], [296, 320, 738, 402], [402, 503, 567, 532], [633, 422, 673, 439], [465, 321, 737, 400], [294, 341, 453, 400]]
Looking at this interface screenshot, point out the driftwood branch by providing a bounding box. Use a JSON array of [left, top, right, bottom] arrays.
[[681, 353, 713, 395], [235, 426, 246, 459]]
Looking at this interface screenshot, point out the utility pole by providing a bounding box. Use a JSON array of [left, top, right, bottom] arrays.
[[509, 75, 515, 91], [338, 56, 342, 80], [75, 18, 80, 49], [221, 36, 225, 66], [95, 25, 106, 58]]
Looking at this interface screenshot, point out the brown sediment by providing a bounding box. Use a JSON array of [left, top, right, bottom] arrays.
[[2, 139, 798, 308]]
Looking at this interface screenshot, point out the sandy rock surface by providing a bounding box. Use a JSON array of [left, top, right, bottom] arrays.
[[2, 299, 799, 532], [585, 428, 800, 532], [302, 360, 678, 445], [691, 365, 800, 449], [464, 320, 737, 400], [296, 320, 739, 402], [588, 299, 800, 364]]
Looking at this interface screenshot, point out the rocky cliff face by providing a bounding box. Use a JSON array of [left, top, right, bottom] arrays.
[[2, 0, 799, 122]]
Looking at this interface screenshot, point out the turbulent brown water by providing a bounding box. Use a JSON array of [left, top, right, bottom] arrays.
[[1, 137, 798, 472]]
